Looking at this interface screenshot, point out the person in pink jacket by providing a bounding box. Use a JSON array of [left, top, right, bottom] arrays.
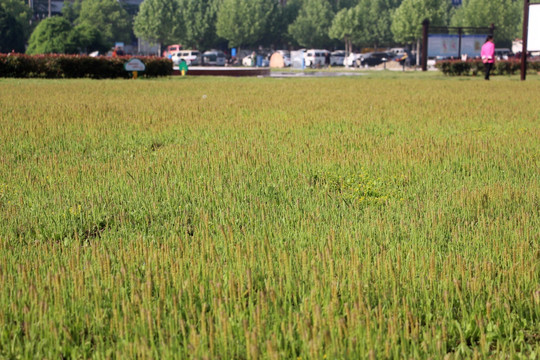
[[481, 35, 495, 80]]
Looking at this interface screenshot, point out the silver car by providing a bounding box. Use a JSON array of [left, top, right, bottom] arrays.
[[202, 50, 226, 66]]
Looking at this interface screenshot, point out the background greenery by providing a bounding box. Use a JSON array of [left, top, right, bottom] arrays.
[[0, 74, 538, 358], [0, 0, 526, 56]]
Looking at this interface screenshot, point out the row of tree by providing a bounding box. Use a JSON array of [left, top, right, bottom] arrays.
[[135, 0, 521, 53], [0, 0, 522, 56], [1, 0, 132, 54]]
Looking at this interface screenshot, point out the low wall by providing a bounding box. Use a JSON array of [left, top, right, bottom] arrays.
[[173, 67, 270, 77]]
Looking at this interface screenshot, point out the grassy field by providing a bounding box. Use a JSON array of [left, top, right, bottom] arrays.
[[0, 74, 539, 358]]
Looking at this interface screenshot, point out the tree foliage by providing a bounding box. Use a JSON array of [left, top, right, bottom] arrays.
[[450, 0, 520, 47], [178, 0, 220, 49], [74, 22, 108, 53], [391, 0, 450, 44], [62, 0, 81, 23], [76, 0, 131, 46], [216, 0, 275, 49], [1, 0, 31, 34], [0, 0, 32, 32], [134, 0, 181, 46], [329, 0, 359, 12], [362, 0, 399, 48], [0, 0, 32, 52], [26, 16, 78, 54], [288, 0, 334, 48], [330, 0, 402, 51], [262, 0, 303, 47], [329, 8, 356, 52], [0, 5, 25, 52], [18, 0, 524, 56]]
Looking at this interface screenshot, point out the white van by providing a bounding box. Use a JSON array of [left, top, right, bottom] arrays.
[[330, 50, 346, 66], [304, 49, 329, 68], [171, 50, 201, 66]]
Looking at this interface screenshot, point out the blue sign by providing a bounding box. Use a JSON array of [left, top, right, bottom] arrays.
[[231, 48, 237, 57], [452, 0, 462, 6]]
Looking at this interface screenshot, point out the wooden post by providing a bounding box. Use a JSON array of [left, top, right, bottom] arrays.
[[458, 27, 462, 59], [521, 0, 529, 81], [422, 19, 429, 71]]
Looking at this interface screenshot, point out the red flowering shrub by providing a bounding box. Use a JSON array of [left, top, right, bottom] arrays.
[[0, 54, 172, 78], [435, 58, 540, 76]]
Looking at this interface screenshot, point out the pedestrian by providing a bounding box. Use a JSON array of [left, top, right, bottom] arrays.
[[325, 52, 331, 68], [251, 52, 256, 67], [481, 35, 495, 80], [399, 52, 409, 69]]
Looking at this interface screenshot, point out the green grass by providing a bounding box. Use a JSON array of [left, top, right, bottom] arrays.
[[0, 74, 539, 359]]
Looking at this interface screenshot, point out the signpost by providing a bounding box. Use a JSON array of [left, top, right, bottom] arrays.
[[124, 58, 146, 79], [421, 21, 495, 71], [178, 60, 188, 76], [427, 34, 486, 58], [521, 0, 540, 80]]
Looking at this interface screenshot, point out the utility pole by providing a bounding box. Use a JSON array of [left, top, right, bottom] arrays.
[[521, 0, 529, 80], [421, 19, 429, 71]]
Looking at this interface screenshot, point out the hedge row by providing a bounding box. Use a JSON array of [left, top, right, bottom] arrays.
[[435, 59, 540, 76], [0, 54, 172, 78]]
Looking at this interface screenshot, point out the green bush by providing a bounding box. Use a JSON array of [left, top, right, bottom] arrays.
[[528, 61, 540, 72], [0, 54, 36, 77], [435, 59, 539, 76], [0, 54, 172, 78]]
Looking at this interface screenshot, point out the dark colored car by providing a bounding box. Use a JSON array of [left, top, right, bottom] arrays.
[[494, 48, 513, 60], [358, 52, 391, 67]]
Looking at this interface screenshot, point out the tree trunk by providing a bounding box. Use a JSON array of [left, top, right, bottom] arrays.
[[416, 39, 420, 66]]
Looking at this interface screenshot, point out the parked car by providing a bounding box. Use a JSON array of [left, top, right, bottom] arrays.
[[304, 49, 329, 68], [163, 44, 181, 58], [276, 50, 291, 67], [344, 53, 362, 67], [202, 50, 226, 66], [242, 52, 270, 67], [171, 50, 201, 66], [358, 52, 391, 67], [330, 50, 346, 66], [495, 48, 513, 60], [389, 47, 406, 58], [242, 54, 255, 66]]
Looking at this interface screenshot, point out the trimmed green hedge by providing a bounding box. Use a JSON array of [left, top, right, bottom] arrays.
[[435, 59, 540, 76], [0, 54, 172, 78]]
